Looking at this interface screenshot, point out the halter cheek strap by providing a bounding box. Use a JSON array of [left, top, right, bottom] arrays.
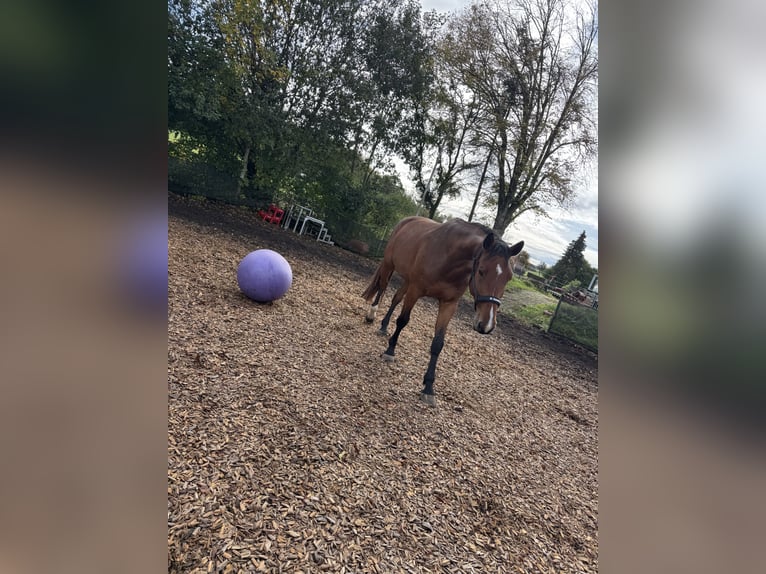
[[470, 254, 502, 309]]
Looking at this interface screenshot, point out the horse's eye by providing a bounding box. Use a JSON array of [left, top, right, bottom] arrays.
[[478, 269, 485, 277]]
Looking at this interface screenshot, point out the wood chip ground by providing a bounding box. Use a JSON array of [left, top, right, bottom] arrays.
[[168, 194, 598, 573]]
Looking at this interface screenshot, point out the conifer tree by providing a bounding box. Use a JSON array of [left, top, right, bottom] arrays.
[[548, 231, 593, 286]]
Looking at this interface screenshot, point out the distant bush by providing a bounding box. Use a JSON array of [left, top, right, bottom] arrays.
[[562, 279, 582, 292], [168, 156, 272, 207]]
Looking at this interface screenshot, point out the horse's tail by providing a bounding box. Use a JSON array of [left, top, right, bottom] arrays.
[[361, 264, 384, 302]]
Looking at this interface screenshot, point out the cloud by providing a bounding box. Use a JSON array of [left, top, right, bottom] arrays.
[[437, 182, 599, 268]]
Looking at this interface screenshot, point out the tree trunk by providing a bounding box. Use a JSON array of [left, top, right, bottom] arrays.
[[492, 204, 514, 236], [428, 190, 442, 219], [361, 138, 381, 189], [418, 160, 439, 218], [237, 144, 251, 196], [468, 150, 493, 222], [492, 192, 525, 235]]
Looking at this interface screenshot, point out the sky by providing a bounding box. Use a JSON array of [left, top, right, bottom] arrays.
[[406, 0, 599, 269]]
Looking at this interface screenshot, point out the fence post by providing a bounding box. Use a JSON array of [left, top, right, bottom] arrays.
[[548, 298, 563, 332]]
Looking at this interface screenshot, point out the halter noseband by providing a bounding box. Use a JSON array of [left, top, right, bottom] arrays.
[[470, 252, 503, 309]]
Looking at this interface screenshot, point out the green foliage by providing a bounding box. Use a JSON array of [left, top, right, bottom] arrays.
[[562, 279, 582, 292], [167, 0, 597, 250], [361, 175, 420, 230], [168, 0, 434, 235]]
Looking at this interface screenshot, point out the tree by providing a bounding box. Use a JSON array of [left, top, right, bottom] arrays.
[[169, 0, 437, 207], [210, 0, 366, 196], [168, 0, 290, 197], [446, 0, 598, 235], [168, 0, 239, 161], [401, 20, 483, 219], [361, 173, 420, 231], [516, 249, 531, 269], [548, 230, 594, 286], [353, 0, 438, 190]]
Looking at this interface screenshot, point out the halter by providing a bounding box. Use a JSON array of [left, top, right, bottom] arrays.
[[469, 251, 503, 309]]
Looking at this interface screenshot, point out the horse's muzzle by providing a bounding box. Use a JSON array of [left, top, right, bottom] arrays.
[[472, 319, 495, 335]]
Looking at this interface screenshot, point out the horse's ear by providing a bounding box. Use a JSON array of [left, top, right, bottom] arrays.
[[483, 233, 495, 250], [508, 240, 524, 257]]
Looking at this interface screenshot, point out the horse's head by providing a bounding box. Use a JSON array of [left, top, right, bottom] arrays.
[[469, 233, 524, 334]]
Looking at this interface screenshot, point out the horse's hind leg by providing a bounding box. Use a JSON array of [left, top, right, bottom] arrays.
[[382, 290, 420, 361], [378, 282, 407, 336], [364, 261, 394, 323]]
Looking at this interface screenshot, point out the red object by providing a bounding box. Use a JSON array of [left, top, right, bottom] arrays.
[[258, 204, 284, 225]]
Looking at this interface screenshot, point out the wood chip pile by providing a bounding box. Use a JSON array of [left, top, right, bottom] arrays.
[[168, 195, 598, 573]]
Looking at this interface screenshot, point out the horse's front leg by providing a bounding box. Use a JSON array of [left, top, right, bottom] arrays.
[[420, 300, 458, 407]]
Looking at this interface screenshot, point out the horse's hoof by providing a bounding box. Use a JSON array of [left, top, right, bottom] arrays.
[[382, 353, 395, 362], [377, 329, 388, 337], [365, 316, 374, 324], [419, 393, 437, 407]]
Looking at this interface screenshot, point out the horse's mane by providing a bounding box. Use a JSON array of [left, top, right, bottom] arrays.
[[469, 221, 494, 235], [457, 219, 518, 259]]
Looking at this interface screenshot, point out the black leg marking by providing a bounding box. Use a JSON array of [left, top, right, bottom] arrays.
[[380, 296, 401, 334], [422, 329, 445, 396], [384, 308, 411, 358]]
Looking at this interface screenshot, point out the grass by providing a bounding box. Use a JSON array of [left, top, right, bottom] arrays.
[[508, 302, 557, 330], [501, 276, 598, 351], [505, 275, 541, 293], [548, 300, 598, 350]]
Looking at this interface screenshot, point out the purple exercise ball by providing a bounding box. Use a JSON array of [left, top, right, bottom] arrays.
[[237, 249, 292, 302]]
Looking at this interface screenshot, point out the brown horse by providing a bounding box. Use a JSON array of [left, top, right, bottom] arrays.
[[361, 216, 524, 405]]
